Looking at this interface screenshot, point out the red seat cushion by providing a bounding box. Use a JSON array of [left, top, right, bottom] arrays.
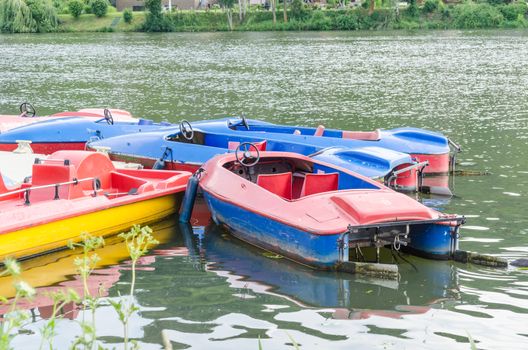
[[228, 140, 267, 151], [257, 172, 292, 200], [301, 173, 339, 197]]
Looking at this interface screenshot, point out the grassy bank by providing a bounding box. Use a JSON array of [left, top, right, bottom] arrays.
[[53, 4, 528, 33], [58, 12, 145, 32]]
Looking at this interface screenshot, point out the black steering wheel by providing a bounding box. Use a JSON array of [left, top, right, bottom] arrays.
[[240, 114, 250, 130], [235, 142, 260, 167], [104, 108, 114, 125], [179, 120, 194, 141], [19, 102, 36, 117]]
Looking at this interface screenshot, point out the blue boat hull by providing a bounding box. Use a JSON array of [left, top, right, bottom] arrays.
[[203, 191, 346, 269], [203, 191, 458, 269]]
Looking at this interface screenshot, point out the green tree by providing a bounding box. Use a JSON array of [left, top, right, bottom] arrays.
[[271, 0, 276, 25], [26, 0, 58, 31], [0, 0, 58, 33], [90, 0, 108, 17], [143, 0, 163, 31], [68, 0, 83, 18], [145, 0, 161, 17], [219, 0, 235, 30], [407, 0, 418, 17], [290, 0, 306, 19], [0, 0, 34, 32], [123, 7, 133, 23]]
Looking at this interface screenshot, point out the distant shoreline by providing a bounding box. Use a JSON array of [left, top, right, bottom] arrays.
[[1, 2, 527, 34], [53, 4, 528, 33]]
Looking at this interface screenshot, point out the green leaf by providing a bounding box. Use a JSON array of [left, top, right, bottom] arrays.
[[466, 330, 477, 350], [285, 331, 300, 350], [262, 252, 283, 259]]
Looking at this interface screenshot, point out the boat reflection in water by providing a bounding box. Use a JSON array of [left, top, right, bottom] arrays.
[[0, 220, 183, 320], [1, 201, 460, 325], [196, 222, 461, 319]]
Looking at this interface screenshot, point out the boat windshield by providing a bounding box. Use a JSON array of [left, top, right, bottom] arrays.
[[165, 131, 206, 145]]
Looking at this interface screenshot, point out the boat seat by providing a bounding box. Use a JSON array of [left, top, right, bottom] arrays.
[[342, 130, 380, 141], [30, 162, 82, 201], [32, 163, 75, 186], [314, 125, 325, 137], [300, 173, 339, 197], [51, 151, 114, 191], [257, 172, 292, 200], [228, 140, 267, 151], [291, 173, 305, 199]]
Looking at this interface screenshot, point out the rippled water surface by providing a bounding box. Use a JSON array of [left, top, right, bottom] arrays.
[[1, 31, 527, 349]]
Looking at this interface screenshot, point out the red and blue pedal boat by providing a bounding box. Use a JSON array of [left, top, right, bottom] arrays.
[[198, 143, 465, 273]]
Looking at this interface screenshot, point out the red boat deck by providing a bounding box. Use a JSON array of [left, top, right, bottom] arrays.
[[200, 152, 449, 236]]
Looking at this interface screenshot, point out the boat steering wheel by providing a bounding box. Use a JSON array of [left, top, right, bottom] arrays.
[[19, 102, 36, 118], [104, 108, 114, 125], [240, 114, 250, 130], [180, 120, 194, 141], [235, 142, 260, 167]]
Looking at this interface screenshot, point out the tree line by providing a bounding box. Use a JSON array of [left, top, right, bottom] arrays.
[[1, 0, 527, 33]]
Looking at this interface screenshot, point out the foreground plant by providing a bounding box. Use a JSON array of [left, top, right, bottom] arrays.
[[67, 233, 105, 349], [109, 225, 158, 350], [0, 258, 35, 349], [0, 225, 158, 349], [39, 289, 81, 350]]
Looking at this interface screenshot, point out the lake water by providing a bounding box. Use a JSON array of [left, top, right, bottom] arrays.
[[0, 30, 527, 349]]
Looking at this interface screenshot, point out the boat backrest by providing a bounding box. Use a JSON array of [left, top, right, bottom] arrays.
[[228, 140, 267, 151], [300, 172, 339, 197], [31, 161, 82, 200], [314, 125, 325, 137], [257, 172, 292, 200], [32, 162, 76, 186], [51, 151, 114, 191], [342, 130, 380, 141]]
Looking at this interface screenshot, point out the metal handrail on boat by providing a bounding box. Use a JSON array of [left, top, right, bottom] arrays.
[[34, 157, 70, 165], [448, 138, 462, 153], [448, 138, 462, 174], [347, 215, 466, 231], [384, 160, 429, 189], [392, 160, 429, 176], [0, 177, 99, 205]]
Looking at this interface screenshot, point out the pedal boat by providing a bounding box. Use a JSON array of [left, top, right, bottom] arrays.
[[0, 109, 171, 154], [0, 151, 191, 261], [199, 147, 465, 270], [192, 117, 461, 175], [0, 104, 136, 133], [88, 121, 426, 192]]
